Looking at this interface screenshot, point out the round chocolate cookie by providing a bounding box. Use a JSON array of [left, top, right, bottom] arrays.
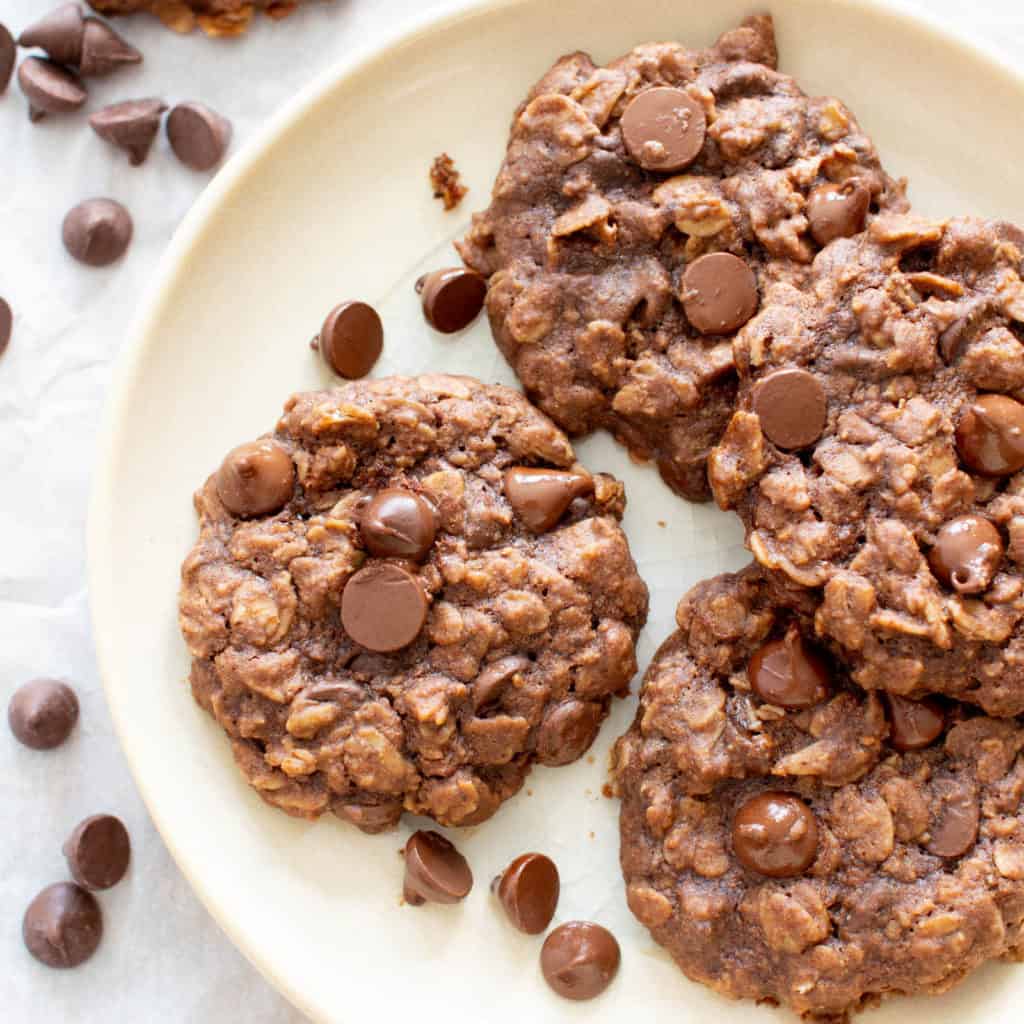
[[457, 14, 906, 501], [709, 214, 1024, 715], [179, 375, 648, 831], [613, 567, 1024, 1018]]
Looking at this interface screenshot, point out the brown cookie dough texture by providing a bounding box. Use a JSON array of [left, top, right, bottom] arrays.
[[613, 567, 1024, 1019], [709, 214, 1024, 715], [87, 0, 312, 36], [179, 375, 648, 832], [457, 15, 906, 501]]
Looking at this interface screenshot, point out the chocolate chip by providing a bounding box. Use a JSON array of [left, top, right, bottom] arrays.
[[18, 57, 87, 121], [541, 921, 621, 1001], [620, 86, 706, 173], [751, 367, 827, 450], [493, 853, 559, 934], [359, 489, 437, 560], [18, 4, 84, 66], [318, 301, 383, 380], [23, 882, 102, 968], [63, 815, 131, 890], [536, 699, 603, 766], [926, 777, 979, 858], [89, 98, 166, 166], [681, 251, 758, 335], [732, 791, 819, 878], [0, 296, 11, 358], [62, 198, 133, 267], [0, 23, 16, 93], [956, 394, 1024, 477], [215, 439, 295, 518], [748, 629, 830, 709], [341, 564, 427, 653], [8, 679, 79, 750], [472, 655, 530, 712], [503, 467, 593, 533], [419, 268, 487, 333], [403, 830, 473, 905], [167, 101, 232, 171], [806, 180, 871, 247], [928, 514, 1003, 594], [885, 695, 945, 753], [78, 18, 142, 77]]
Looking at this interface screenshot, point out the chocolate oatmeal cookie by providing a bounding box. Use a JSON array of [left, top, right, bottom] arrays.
[[457, 15, 906, 501], [88, 0, 311, 35], [709, 214, 1024, 715], [613, 567, 1024, 1019], [178, 375, 648, 832]]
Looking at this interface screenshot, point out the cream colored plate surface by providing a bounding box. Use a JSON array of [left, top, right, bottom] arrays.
[[89, 2, 1024, 1021]]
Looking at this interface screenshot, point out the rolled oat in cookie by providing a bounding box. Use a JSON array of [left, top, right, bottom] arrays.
[[710, 214, 1024, 715], [613, 566, 1024, 1019], [457, 14, 906, 501], [179, 375, 648, 831]]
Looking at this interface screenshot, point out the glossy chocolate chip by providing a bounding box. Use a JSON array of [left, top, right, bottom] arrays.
[[751, 367, 827, 450], [0, 296, 11, 358], [18, 57, 86, 121], [18, 4, 84, 66], [885, 695, 945, 753], [956, 394, 1024, 477], [732, 791, 819, 878], [23, 883, 102, 968], [341, 564, 427, 653], [0, 23, 16, 93], [681, 252, 758, 335], [472, 655, 530, 712], [541, 921, 621, 1001], [620, 86, 706, 173], [747, 630, 830, 709], [926, 777, 979, 858], [493, 853, 559, 934], [62, 198, 133, 267], [928, 514, 1003, 594], [215, 439, 294, 517], [167, 101, 232, 171], [78, 18, 142, 77], [63, 815, 131, 890], [318, 301, 383, 380], [403, 830, 473, 905], [419, 268, 486, 333], [359, 489, 437, 560], [535, 700, 603, 766], [503, 467, 592, 533], [806, 180, 871, 247], [89, 98, 166, 166], [8, 679, 79, 750]]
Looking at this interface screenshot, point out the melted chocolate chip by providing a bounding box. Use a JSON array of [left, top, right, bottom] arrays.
[[318, 301, 383, 380], [751, 367, 827, 450], [62, 198, 133, 267], [341, 564, 427, 653], [732, 791, 819, 878], [747, 630, 831, 709], [78, 18, 142, 78], [0, 23, 16, 94], [403, 830, 473, 905], [926, 777, 979, 858], [359, 489, 437, 560], [89, 98, 167, 166], [535, 700, 602, 766], [885, 695, 945, 753], [928, 514, 1003, 594], [167, 101, 232, 171], [419, 268, 487, 333], [18, 4, 84, 66], [806, 180, 871, 247], [540, 921, 621, 1001], [63, 815, 131, 890], [620, 86, 706, 173], [23, 883, 102, 968], [681, 252, 759, 335], [494, 853, 560, 934], [18, 57, 87, 121], [8, 679, 79, 750], [956, 394, 1024, 477], [472, 655, 530, 712], [215, 439, 294, 517], [503, 467, 593, 533]]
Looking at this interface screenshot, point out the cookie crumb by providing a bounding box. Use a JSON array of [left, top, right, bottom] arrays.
[[601, 783, 613, 799], [430, 153, 467, 211], [657, 520, 666, 528]]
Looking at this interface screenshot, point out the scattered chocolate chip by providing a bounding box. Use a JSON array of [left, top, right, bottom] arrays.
[[620, 86, 706, 173], [0, 296, 11, 358], [747, 629, 831, 709], [341, 564, 427, 653], [215, 439, 294, 517], [956, 394, 1024, 477], [541, 921, 621, 1001], [166, 101, 232, 171], [23, 882, 102, 968], [885, 695, 945, 753], [18, 4, 84, 66], [419, 268, 486, 333], [535, 699, 603, 766], [751, 366, 827, 450], [926, 777, 979, 858], [403, 830, 473, 905], [62, 198, 133, 266], [318, 301, 383, 380], [78, 17, 142, 77], [88, 98, 167, 166], [681, 251, 758, 335], [493, 853, 559, 934], [63, 815, 131, 890], [928, 514, 1003, 594], [359, 489, 437, 561], [430, 152, 467, 211], [0, 23, 16, 93], [806, 180, 871, 247], [503, 467, 593, 533], [732, 791, 819, 878], [472, 655, 530, 712], [18, 57, 87, 121], [8, 679, 79, 750]]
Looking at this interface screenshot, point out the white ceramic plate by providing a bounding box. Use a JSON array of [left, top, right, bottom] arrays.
[[89, 2, 1024, 1021]]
